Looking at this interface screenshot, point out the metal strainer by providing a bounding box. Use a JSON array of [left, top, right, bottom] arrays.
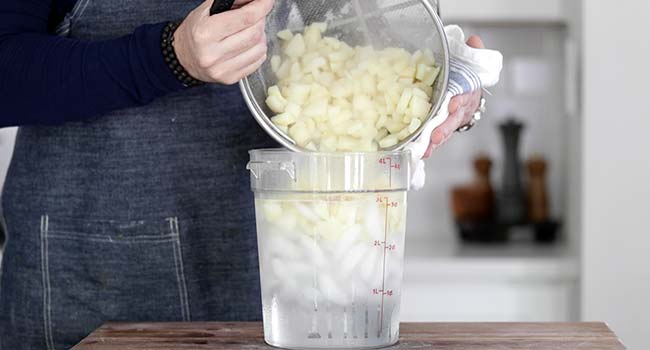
[[239, 0, 450, 152]]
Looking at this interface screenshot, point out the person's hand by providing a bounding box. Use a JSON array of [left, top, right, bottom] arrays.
[[423, 35, 485, 158], [173, 0, 275, 85], [231, 0, 255, 9]]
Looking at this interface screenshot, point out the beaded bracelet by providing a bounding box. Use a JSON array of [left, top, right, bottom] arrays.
[[161, 21, 205, 88]]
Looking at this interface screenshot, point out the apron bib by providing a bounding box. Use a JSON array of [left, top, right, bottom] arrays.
[[0, 1, 275, 349]]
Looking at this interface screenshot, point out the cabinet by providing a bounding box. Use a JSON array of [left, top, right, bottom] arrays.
[[439, 0, 568, 23], [400, 239, 580, 322]]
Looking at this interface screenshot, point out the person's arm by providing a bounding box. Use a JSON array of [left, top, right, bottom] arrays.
[[0, 0, 273, 128], [0, 0, 186, 127], [424, 35, 485, 157]]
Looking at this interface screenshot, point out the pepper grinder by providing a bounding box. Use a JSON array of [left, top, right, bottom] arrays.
[[451, 154, 495, 222], [498, 119, 526, 226], [527, 156, 550, 223]]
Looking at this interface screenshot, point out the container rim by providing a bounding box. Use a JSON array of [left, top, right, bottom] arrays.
[[249, 148, 413, 158]]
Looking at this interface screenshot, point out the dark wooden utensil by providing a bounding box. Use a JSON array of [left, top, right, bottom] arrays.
[[210, 0, 235, 15]]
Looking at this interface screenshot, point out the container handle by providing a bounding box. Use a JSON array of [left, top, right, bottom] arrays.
[[246, 161, 296, 182]]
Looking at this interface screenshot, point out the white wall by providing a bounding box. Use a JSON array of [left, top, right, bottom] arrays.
[[581, 1, 650, 349], [409, 23, 569, 240]]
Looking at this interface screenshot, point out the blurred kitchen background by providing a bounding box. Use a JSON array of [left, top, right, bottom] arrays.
[[0, 0, 648, 349]]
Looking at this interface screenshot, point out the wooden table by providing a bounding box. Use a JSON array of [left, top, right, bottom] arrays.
[[73, 322, 625, 350]]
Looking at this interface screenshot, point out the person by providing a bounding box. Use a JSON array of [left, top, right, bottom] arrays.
[[0, 0, 485, 348]]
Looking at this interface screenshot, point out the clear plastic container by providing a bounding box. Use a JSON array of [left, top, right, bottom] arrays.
[[247, 149, 411, 349]]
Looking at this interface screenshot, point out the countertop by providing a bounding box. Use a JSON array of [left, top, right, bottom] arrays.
[[73, 322, 624, 350]]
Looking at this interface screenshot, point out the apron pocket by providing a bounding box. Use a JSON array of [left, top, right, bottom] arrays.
[[40, 215, 190, 350]]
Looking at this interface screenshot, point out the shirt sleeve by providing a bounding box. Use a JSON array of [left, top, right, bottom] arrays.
[[0, 0, 186, 127]]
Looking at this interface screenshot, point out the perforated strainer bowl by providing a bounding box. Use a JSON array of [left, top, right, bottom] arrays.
[[240, 0, 449, 152]]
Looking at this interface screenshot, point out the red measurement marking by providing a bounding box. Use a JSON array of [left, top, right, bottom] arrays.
[[372, 289, 394, 296], [376, 196, 398, 208], [379, 195, 389, 333], [374, 240, 397, 251]]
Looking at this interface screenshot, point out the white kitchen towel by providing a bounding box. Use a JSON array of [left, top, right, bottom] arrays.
[[406, 25, 504, 190]]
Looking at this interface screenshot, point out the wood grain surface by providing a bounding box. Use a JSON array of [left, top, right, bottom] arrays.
[[72, 322, 625, 350]]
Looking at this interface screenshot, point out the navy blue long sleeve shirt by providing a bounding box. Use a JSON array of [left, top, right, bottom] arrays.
[[0, 0, 186, 127]]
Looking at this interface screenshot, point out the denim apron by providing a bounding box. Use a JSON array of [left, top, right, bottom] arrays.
[[0, 0, 275, 348]]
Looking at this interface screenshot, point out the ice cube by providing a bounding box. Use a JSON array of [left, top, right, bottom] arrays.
[[267, 234, 301, 260], [318, 274, 349, 306], [340, 243, 368, 278]]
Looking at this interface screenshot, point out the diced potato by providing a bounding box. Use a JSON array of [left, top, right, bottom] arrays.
[[399, 64, 417, 79], [265, 23, 441, 150], [304, 24, 323, 48], [411, 50, 423, 63], [323, 37, 342, 50], [396, 127, 411, 141], [276, 60, 291, 79], [276, 124, 289, 134], [320, 135, 338, 152], [267, 85, 283, 98], [289, 62, 303, 81], [337, 136, 358, 151], [330, 80, 353, 99], [272, 113, 297, 126], [409, 96, 432, 119], [305, 56, 329, 72], [309, 83, 330, 101], [408, 118, 422, 133], [375, 114, 388, 130], [422, 49, 436, 66], [346, 120, 365, 138], [379, 135, 398, 148], [277, 29, 294, 41], [285, 83, 311, 104], [285, 102, 302, 117], [328, 51, 347, 62], [266, 95, 287, 114], [302, 100, 329, 119], [412, 87, 429, 101], [375, 128, 389, 142], [352, 94, 373, 111], [329, 60, 344, 73], [289, 121, 312, 146], [385, 119, 405, 134], [271, 55, 282, 74], [422, 66, 441, 86], [285, 34, 306, 58], [395, 88, 414, 115], [415, 82, 434, 98], [360, 75, 376, 95]]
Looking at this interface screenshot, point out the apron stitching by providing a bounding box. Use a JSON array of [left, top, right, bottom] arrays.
[[46, 236, 179, 244], [169, 218, 189, 321], [174, 217, 191, 321], [40, 215, 55, 350]]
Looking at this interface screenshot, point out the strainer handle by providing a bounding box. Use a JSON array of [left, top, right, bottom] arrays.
[[209, 0, 235, 15]]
